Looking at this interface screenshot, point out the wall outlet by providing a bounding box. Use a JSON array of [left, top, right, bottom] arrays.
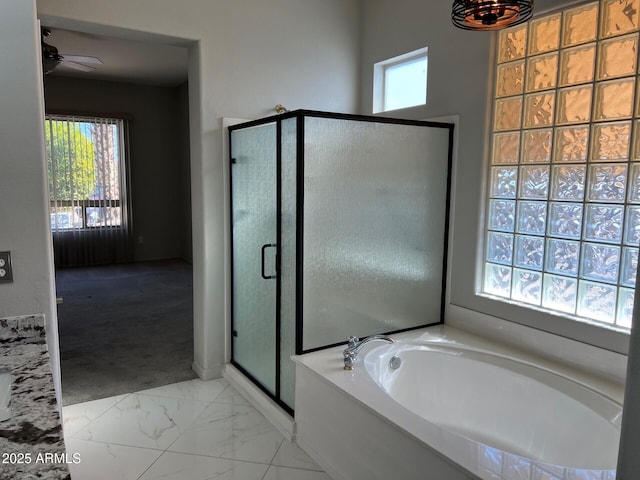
[[138, 236, 144, 244], [0, 252, 13, 283]]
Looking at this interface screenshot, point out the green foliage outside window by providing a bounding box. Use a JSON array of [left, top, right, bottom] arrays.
[[45, 120, 96, 200]]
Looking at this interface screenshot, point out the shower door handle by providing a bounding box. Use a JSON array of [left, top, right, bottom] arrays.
[[261, 243, 277, 280]]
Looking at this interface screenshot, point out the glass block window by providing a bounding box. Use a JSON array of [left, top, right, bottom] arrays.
[[484, 0, 640, 331]]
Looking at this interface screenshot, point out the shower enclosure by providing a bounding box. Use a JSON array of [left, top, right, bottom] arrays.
[[229, 110, 453, 413]]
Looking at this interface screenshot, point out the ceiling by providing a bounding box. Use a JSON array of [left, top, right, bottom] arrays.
[[42, 27, 189, 87]]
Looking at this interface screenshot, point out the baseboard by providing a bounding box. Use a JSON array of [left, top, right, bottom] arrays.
[[223, 364, 296, 441], [295, 436, 348, 480], [192, 361, 224, 381]]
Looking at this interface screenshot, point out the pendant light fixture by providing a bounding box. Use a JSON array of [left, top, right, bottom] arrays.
[[452, 0, 534, 31]]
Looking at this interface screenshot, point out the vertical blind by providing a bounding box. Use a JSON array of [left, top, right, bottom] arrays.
[[45, 114, 133, 267]]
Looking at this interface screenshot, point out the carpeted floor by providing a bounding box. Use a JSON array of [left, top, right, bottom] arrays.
[[55, 259, 196, 406]]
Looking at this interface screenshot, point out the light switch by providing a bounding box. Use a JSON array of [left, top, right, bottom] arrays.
[[0, 252, 13, 283]]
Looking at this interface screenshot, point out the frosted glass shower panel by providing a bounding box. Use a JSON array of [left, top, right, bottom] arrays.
[[279, 117, 298, 409], [230, 122, 277, 394], [302, 117, 451, 351]]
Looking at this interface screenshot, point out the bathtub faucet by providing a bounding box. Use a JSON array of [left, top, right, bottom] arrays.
[[343, 335, 395, 370]]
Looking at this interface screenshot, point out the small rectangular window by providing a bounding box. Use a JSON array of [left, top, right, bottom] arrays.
[[373, 47, 428, 114]]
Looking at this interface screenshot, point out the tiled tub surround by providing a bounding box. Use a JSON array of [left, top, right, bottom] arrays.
[[0, 314, 70, 480], [62, 378, 330, 480], [294, 325, 624, 480]]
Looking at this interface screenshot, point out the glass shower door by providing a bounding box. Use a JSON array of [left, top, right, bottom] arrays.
[[230, 123, 278, 395]]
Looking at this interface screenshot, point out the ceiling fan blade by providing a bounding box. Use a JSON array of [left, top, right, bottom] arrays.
[[61, 54, 103, 65], [62, 61, 96, 72]]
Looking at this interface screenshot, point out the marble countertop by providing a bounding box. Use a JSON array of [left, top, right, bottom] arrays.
[[0, 315, 70, 480]]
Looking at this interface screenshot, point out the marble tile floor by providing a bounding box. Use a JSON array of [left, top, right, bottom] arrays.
[[62, 378, 332, 480]]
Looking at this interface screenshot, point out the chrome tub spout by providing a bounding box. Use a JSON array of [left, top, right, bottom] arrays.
[[343, 334, 395, 370]]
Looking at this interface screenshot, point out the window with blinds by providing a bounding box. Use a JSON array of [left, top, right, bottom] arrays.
[[45, 114, 132, 266]]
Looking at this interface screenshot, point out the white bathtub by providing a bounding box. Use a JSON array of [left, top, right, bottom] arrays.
[[294, 326, 622, 480]]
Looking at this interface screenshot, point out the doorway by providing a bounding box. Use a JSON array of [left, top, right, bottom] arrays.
[[40, 26, 195, 404]]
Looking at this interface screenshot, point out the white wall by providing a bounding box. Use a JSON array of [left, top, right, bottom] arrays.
[[36, 0, 361, 379], [618, 293, 640, 475], [0, 1, 60, 403], [358, 0, 491, 324]]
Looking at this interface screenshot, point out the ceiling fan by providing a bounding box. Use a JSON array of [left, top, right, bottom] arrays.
[[41, 28, 103, 75]]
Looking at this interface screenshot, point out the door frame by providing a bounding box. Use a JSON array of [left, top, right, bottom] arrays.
[[228, 118, 290, 415]]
